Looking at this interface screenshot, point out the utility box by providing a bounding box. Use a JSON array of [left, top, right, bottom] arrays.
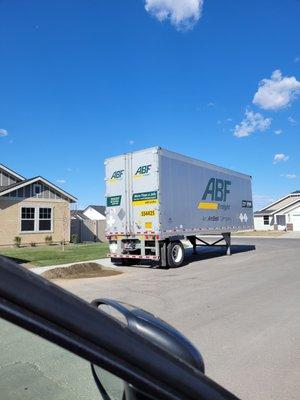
[[105, 147, 253, 267]]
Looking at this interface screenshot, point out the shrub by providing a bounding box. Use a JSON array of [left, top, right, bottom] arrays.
[[14, 236, 22, 248], [30, 242, 36, 247], [71, 234, 79, 244], [45, 235, 53, 246]]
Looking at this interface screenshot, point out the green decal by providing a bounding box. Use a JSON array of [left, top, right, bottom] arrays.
[[107, 195, 122, 207], [132, 191, 157, 202]]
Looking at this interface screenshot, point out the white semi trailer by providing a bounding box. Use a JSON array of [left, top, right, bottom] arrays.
[[105, 147, 253, 267]]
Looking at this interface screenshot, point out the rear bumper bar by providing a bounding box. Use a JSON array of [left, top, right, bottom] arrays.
[[108, 253, 159, 260]]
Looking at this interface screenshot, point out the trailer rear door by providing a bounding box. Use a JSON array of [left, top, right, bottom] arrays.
[[130, 148, 160, 235], [105, 154, 128, 235]]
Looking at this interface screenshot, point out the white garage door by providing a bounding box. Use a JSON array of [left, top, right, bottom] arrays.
[[293, 215, 300, 231]]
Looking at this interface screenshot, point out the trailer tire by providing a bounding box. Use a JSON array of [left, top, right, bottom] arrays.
[[167, 241, 184, 268]]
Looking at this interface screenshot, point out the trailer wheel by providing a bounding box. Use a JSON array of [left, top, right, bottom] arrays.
[[167, 241, 184, 268]]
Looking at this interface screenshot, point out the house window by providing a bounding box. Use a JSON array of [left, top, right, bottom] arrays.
[[39, 208, 52, 231], [33, 184, 42, 197], [263, 216, 269, 225], [20, 207, 52, 233], [21, 207, 35, 232]]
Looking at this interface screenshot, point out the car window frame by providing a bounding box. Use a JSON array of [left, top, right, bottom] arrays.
[[0, 256, 239, 400]]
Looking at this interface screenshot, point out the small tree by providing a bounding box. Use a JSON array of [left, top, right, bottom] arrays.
[[14, 236, 21, 248]]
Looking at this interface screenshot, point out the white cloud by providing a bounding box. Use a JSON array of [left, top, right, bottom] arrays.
[[274, 129, 282, 135], [280, 173, 297, 179], [129, 140, 135, 145], [56, 179, 66, 184], [145, 0, 204, 30], [253, 70, 300, 110], [234, 109, 271, 138], [0, 129, 8, 137], [294, 56, 300, 63], [288, 116, 297, 126], [207, 101, 215, 107], [273, 153, 289, 164]]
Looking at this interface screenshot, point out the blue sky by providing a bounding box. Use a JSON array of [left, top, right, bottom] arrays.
[[1, 0, 299, 210]]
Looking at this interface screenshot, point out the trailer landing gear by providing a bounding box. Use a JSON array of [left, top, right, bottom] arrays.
[[187, 233, 231, 256]]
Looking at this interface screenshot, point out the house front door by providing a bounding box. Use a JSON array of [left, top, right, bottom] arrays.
[[276, 215, 286, 230]]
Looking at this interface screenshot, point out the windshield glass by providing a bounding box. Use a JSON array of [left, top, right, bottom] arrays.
[[0, 318, 123, 400]]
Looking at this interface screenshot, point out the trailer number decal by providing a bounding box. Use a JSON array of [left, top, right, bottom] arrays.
[[132, 191, 158, 206], [242, 200, 253, 208], [140, 210, 156, 217]]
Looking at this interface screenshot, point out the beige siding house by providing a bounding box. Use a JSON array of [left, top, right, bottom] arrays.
[[0, 164, 76, 246], [254, 191, 300, 231]]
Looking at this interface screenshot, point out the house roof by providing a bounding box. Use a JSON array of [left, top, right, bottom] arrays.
[[71, 210, 89, 220], [0, 163, 26, 181], [254, 192, 300, 216], [0, 176, 77, 203], [85, 205, 106, 215], [0, 179, 32, 193]]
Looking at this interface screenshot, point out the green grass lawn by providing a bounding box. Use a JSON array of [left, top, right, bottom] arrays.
[[0, 243, 109, 267]]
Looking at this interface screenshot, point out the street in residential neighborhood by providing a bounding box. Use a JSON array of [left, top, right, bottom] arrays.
[[1, 1, 300, 400], [2, 237, 300, 400]]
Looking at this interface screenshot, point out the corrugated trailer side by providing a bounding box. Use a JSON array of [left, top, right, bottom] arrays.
[[158, 148, 253, 238]]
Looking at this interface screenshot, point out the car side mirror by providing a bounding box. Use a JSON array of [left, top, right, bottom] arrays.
[[91, 299, 205, 400]]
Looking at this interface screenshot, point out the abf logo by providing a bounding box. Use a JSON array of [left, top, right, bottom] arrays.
[[108, 170, 124, 183], [202, 178, 231, 202], [134, 164, 151, 178]]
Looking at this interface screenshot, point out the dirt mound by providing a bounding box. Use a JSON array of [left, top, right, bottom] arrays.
[[42, 262, 122, 280]]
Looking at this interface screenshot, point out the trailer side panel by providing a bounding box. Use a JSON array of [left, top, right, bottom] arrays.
[[158, 149, 253, 237]]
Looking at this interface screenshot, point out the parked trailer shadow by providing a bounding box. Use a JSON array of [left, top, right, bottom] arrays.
[[180, 244, 256, 268]]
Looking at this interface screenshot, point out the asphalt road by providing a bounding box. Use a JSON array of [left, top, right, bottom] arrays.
[[1, 238, 300, 400]]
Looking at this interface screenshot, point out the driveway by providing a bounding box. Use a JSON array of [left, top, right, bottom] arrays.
[[1, 237, 300, 400]]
